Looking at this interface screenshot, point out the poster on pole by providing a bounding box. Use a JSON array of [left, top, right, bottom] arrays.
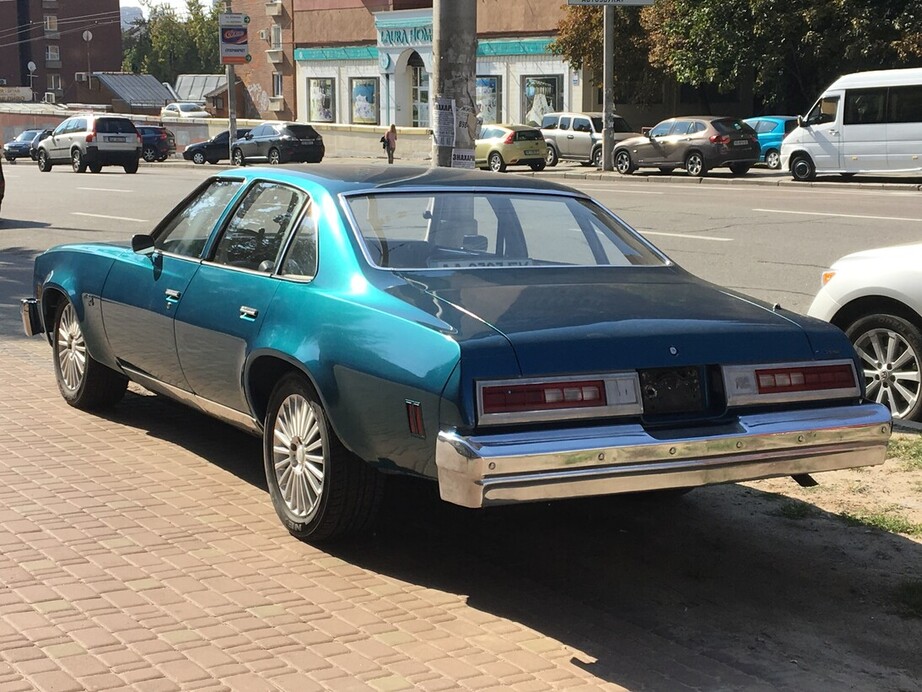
[[451, 149, 475, 169], [433, 97, 456, 147], [219, 13, 250, 66]]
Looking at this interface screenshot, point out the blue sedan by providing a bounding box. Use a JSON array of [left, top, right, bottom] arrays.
[[21, 165, 891, 541], [744, 116, 798, 169]]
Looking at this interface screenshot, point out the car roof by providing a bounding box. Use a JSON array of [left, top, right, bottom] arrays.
[[216, 163, 583, 197]]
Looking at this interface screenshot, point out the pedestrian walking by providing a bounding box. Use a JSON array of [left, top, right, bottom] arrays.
[[384, 124, 397, 164]]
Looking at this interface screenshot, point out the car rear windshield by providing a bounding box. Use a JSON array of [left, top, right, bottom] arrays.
[[285, 125, 320, 139], [96, 118, 137, 134], [515, 129, 543, 141], [712, 118, 755, 135], [345, 191, 665, 270]]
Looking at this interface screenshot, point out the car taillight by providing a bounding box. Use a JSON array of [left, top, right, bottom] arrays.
[[158, 132, 167, 140], [477, 373, 642, 425], [709, 134, 731, 145], [723, 360, 860, 406], [86, 131, 95, 143], [503, 132, 516, 144]]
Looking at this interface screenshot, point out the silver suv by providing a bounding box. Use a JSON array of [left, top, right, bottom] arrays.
[[36, 115, 141, 174], [540, 112, 639, 167]]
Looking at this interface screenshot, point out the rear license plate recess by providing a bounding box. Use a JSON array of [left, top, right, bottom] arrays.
[[639, 366, 705, 415]]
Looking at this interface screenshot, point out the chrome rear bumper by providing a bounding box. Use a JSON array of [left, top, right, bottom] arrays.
[[435, 404, 892, 508]]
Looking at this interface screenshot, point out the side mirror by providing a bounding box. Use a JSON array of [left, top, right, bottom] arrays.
[[245, 133, 253, 140], [131, 234, 156, 255], [797, 115, 805, 128]]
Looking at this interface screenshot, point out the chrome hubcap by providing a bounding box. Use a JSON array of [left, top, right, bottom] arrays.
[[767, 151, 780, 169], [272, 394, 324, 518], [56, 304, 86, 390], [855, 327, 920, 419]]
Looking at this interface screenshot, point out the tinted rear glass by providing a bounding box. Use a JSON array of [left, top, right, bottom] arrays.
[[285, 125, 319, 139], [515, 129, 543, 141], [712, 119, 754, 135], [612, 117, 634, 133], [97, 119, 137, 134], [591, 117, 603, 132]]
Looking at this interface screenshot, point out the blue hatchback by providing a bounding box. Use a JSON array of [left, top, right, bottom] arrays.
[[744, 116, 798, 169]]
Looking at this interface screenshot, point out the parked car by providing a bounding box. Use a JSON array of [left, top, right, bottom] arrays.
[[35, 115, 141, 174], [744, 116, 798, 169], [613, 116, 760, 177], [136, 125, 176, 162], [29, 129, 53, 161], [183, 129, 251, 164], [160, 102, 210, 119], [475, 124, 547, 172], [232, 122, 324, 165], [808, 243, 922, 421], [3, 129, 46, 161], [540, 112, 639, 167], [21, 165, 891, 542]]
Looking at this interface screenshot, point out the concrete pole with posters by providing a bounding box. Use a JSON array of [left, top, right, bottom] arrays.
[[431, 0, 477, 168], [601, 5, 615, 171], [225, 1, 237, 162]]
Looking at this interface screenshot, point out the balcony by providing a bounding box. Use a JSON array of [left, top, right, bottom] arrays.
[[269, 95, 285, 112], [45, 59, 61, 69], [266, 49, 284, 64], [265, 0, 283, 17]]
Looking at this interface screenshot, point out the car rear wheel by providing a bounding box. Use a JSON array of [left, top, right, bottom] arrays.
[[529, 160, 546, 172], [192, 151, 206, 165], [123, 160, 139, 174], [207, 159, 219, 165], [658, 167, 673, 174], [729, 163, 751, 176], [545, 145, 559, 167], [53, 300, 127, 410], [790, 154, 815, 181], [488, 152, 506, 173], [845, 313, 922, 421], [142, 146, 157, 162], [71, 150, 87, 173], [37, 150, 52, 172], [264, 374, 384, 542], [268, 148, 281, 165], [232, 148, 244, 166], [685, 152, 707, 177], [591, 147, 602, 168], [614, 149, 635, 175], [89, 163, 102, 174], [765, 149, 781, 169]]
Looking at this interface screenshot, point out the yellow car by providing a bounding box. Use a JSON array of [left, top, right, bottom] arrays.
[[475, 124, 548, 172]]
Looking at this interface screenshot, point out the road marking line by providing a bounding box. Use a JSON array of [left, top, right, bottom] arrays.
[[642, 231, 732, 242], [754, 208, 922, 222], [77, 187, 133, 193], [581, 186, 664, 195], [72, 212, 148, 223]]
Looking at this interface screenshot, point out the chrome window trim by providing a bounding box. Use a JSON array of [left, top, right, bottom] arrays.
[[722, 359, 861, 407], [476, 372, 643, 426]]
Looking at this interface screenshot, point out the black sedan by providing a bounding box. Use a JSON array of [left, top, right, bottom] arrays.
[[3, 129, 46, 161], [182, 129, 250, 165], [231, 122, 324, 165]]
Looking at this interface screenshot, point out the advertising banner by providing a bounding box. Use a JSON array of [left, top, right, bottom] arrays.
[[219, 13, 250, 66]]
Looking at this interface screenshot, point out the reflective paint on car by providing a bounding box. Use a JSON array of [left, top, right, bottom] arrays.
[[475, 124, 548, 172], [744, 116, 798, 169]]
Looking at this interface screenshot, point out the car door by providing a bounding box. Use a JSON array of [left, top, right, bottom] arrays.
[[842, 87, 888, 172], [47, 118, 74, 162], [568, 116, 593, 160], [802, 93, 843, 172], [556, 116, 573, 156], [662, 119, 695, 165], [634, 119, 673, 165], [100, 178, 244, 390], [174, 180, 310, 412], [208, 131, 229, 159]]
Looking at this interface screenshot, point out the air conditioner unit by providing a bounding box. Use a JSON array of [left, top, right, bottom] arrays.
[[258, 29, 269, 40], [74, 71, 87, 82], [0, 78, 7, 86], [43, 91, 56, 103]]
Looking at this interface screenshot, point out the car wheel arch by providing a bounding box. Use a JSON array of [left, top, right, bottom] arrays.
[[246, 352, 331, 432], [39, 286, 69, 343], [831, 295, 922, 336]]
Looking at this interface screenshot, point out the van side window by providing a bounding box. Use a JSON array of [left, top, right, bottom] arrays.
[[888, 85, 922, 123], [844, 89, 886, 125], [807, 96, 839, 125]]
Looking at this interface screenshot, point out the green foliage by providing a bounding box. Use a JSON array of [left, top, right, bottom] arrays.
[[121, 0, 221, 83], [839, 509, 922, 536], [775, 501, 813, 520], [887, 436, 922, 471]]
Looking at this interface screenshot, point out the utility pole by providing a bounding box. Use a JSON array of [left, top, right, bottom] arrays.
[[224, 1, 238, 162], [601, 6, 615, 171], [431, 0, 477, 168]]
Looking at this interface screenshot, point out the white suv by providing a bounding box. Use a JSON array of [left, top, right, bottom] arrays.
[[36, 115, 142, 174]]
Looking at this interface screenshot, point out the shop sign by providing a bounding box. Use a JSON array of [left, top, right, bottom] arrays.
[[378, 25, 433, 48]]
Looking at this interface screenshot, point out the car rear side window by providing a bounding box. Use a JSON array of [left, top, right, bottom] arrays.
[[97, 119, 136, 134], [285, 125, 319, 139], [515, 129, 542, 141], [711, 119, 750, 134], [155, 179, 243, 258]]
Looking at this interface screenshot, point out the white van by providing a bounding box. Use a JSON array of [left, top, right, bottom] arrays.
[[780, 67, 922, 180]]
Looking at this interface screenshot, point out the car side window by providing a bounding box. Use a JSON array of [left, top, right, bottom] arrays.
[[649, 121, 672, 137], [572, 118, 591, 133], [559, 116, 572, 130], [69, 118, 87, 134], [155, 179, 243, 258], [541, 115, 557, 129], [807, 96, 839, 125], [280, 204, 318, 280], [52, 120, 71, 136], [212, 182, 307, 272]]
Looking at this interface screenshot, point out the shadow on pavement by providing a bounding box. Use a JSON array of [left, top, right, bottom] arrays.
[[0, 247, 40, 338]]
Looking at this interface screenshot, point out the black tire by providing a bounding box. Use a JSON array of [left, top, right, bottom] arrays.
[[263, 374, 384, 542], [840, 172, 857, 179], [488, 151, 506, 173], [545, 145, 559, 167], [729, 162, 751, 176], [529, 160, 546, 172], [845, 313, 922, 421], [52, 300, 127, 410], [206, 159, 219, 165], [268, 148, 281, 165], [192, 151, 206, 165], [123, 160, 139, 174], [89, 163, 102, 174], [142, 146, 157, 162], [71, 149, 87, 173], [790, 154, 815, 181], [37, 150, 53, 172], [232, 148, 244, 166], [591, 146, 602, 168], [765, 149, 781, 169], [684, 151, 707, 177], [614, 149, 635, 175], [658, 167, 673, 174]]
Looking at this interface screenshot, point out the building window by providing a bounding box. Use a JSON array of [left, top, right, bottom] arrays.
[[47, 73, 61, 90], [270, 24, 282, 50], [522, 76, 563, 126], [272, 72, 283, 98], [350, 77, 379, 125], [45, 45, 60, 61], [44, 15, 58, 32], [308, 78, 335, 122], [476, 76, 502, 125]]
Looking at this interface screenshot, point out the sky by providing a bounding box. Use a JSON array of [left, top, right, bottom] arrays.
[[119, 1, 205, 16]]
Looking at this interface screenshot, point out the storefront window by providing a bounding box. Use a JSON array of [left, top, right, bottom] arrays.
[[522, 76, 563, 126], [308, 78, 335, 123], [351, 77, 379, 125], [476, 76, 501, 126]]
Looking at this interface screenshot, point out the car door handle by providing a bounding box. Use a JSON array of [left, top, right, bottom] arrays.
[[239, 306, 258, 320], [829, 129, 839, 135], [164, 289, 181, 300], [567, 135, 574, 139]]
